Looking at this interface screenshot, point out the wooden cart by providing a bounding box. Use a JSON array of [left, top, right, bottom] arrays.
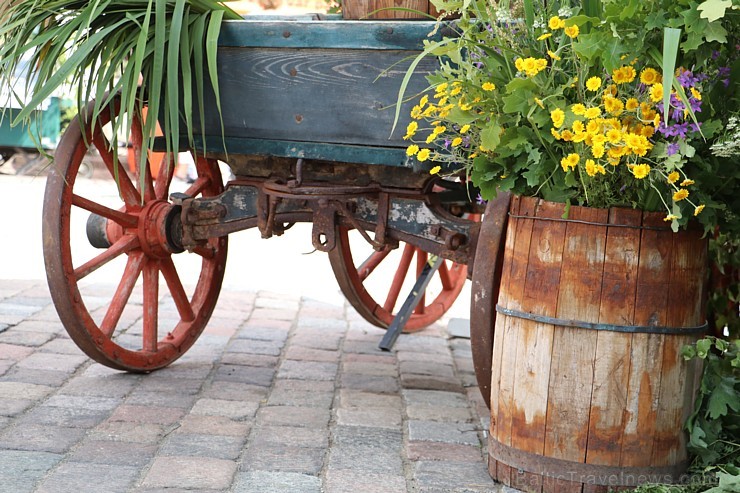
[[41, 16, 506, 404]]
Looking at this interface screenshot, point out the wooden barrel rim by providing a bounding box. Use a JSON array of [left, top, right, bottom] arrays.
[[495, 305, 708, 335], [489, 438, 689, 486], [507, 212, 692, 231]]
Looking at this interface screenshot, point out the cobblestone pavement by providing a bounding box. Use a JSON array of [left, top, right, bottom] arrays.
[[0, 278, 500, 493]]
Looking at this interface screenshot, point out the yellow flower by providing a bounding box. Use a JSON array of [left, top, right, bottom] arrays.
[[549, 16, 566, 30], [548, 50, 561, 61], [586, 76, 601, 92], [639, 67, 661, 85], [585, 159, 598, 177], [406, 145, 420, 156], [586, 120, 601, 134], [417, 148, 431, 162], [534, 98, 545, 109], [603, 96, 624, 115], [572, 120, 585, 134], [681, 179, 695, 186], [451, 137, 463, 147], [551, 108, 566, 128], [667, 171, 680, 184], [419, 95, 429, 108], [429, 165, 441, 175], [432, 125, 446, 135], [673, 189, 689, 201], [560, 153, 580, 171], [551, 128, 562, 140], [404, 121, 418, 140], [631, 163, 651, 179], [434, 82, 448, 96], [450, 85, 462, 96], [690, 87, 702, 100], [650, 83, 663, 103], [625, 98, 639, 112], [482, 82, 496, 91], [564, 25, 579, 38], [664, 214, 679, 222], [538, 32, 553, 40], [591, 144, 605, 158], [591, 134, 606, 146], [425, 134, 435, 144], [571, 103, 586, 116], [560, 130, 574, 141], [584, 107, 602, 119], [606, 129, 622, 144], [460, 124, 470, 134], [694, 204, 705, 216], [612, 65, 637, 84], [517, 57, 548, 77]]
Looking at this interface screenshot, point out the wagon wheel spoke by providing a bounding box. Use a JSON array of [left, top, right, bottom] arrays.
[[155, 154, 176, 200], [71, 194, 137, 228], [91, 132, 140, 206], [382, 243, 415, 313], [414, 250, 428, 314], [73, 235, 140, 281], [142, 259, 159, 352], [357, 248, 392, 282], [129, 111, 156, 202], [159, 257, 195, 322], [185, 175, 211, 198], [438, 261, 453, 291], [191, 245, 215, 259], [100, 252, 145, 337]]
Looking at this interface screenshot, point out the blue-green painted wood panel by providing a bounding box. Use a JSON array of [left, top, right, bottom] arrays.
[[194, 135, 417, 167], [218, 19, 444, 50]]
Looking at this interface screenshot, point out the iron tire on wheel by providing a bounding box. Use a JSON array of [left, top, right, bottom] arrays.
[[469, 192, 511, 408], [43, 98, 227, 372]]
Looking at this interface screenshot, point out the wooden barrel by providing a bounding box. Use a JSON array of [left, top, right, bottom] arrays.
[[488, 195, 707, 493], [342, 0, 440, 20]]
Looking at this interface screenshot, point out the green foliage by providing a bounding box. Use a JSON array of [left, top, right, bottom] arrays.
[[0, 0, 241, 179], [400, 0, 740, 235]]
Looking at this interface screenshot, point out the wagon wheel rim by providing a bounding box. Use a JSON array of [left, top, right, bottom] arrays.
[[329, 226, 468, 332], [470, 192, 511, 408], [43, 98, 227, 372]]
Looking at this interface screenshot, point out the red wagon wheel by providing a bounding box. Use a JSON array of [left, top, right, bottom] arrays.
[[329, 227, 469, 332], [43, 98, 227, 372]]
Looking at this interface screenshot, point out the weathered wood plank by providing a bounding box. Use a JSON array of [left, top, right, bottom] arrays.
[[651, 227, 707, 467], [585, 208, 642, 469], [620, 212, 671, 467], [544, 205, 606, 493], [510, 198, 567, 493], [342, 0, 433, 19]]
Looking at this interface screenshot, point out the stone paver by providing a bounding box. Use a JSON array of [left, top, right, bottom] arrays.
[[0, 278, 495, 492]]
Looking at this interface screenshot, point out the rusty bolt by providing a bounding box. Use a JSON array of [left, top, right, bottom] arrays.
[[445, 233, 466, 250], [290, 68, 298, 77], [283, 30, 291, 38], [295, 114, 303, 124]]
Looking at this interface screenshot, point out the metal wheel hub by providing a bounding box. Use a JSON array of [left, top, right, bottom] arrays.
[[136, 200, 184, 258]]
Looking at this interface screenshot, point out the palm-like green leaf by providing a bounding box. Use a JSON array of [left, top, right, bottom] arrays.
[[0, 0, 240, 186]]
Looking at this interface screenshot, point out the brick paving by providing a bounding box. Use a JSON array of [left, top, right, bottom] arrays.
[[0, 279, 502, 492]]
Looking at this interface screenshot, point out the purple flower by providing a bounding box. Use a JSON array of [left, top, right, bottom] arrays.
[[476, 194, 487, 205], [667, 142, 680, 156], [677, 70, 701, 88]]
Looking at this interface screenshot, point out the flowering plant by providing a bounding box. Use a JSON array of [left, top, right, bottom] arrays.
[[401, 0, 740, 233]]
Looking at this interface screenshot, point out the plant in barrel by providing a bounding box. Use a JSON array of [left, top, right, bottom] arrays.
[[0, 0, 242, 371], [399, 0, 739, 490]]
